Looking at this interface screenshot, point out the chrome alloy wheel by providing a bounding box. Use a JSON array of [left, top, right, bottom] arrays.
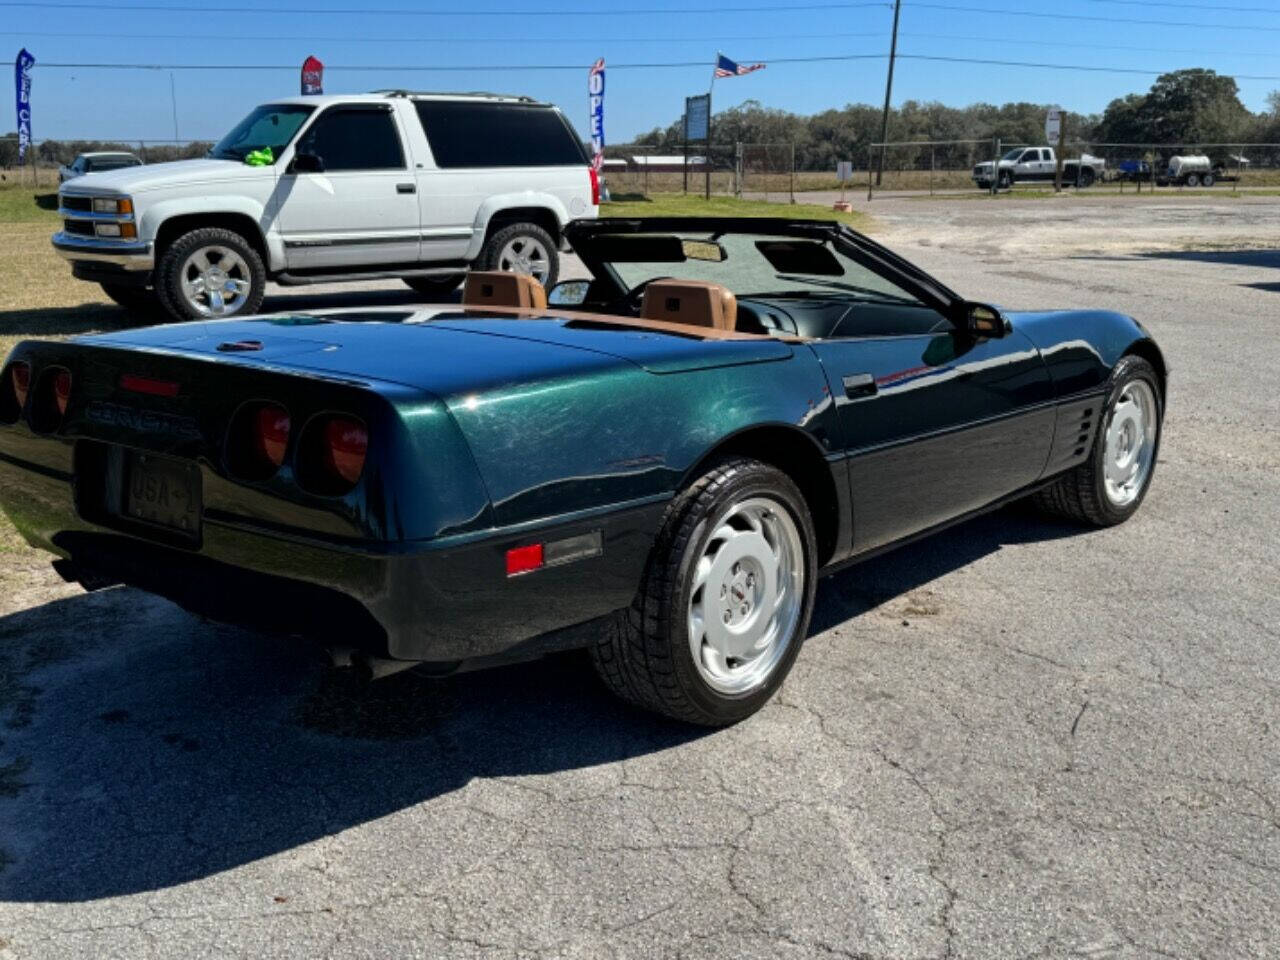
[[496, 234, 551, 284], [179, 245, 253, 317], [1103, 379, 1158, 507], [687, 496, 806, 695]]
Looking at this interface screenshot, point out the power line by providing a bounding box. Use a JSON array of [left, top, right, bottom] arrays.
[[1084, 0, 1280, 12], [29, 53, 1280, 81], [907, 2, 1280, 31], [0, 0, 892, 14]]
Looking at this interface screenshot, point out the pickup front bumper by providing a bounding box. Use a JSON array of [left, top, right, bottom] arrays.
[[52, 232, 154, 271]]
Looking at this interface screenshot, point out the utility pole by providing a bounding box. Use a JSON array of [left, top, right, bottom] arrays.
[[874, 0, 902, 187]]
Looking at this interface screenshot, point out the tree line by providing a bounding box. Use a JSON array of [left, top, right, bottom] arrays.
[[626, 69, 1280, 171], [0, 138, 212, 170]]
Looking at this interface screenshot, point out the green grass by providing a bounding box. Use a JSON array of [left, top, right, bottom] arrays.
[[0, 184, 58, 224], [602, 192, 873, 230]]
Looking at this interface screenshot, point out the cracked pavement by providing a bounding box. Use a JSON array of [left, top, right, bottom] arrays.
[[0, 199, 1277, 958]]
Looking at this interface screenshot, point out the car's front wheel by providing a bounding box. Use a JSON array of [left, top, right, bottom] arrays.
[[592, 457, 817, 726], [154, 227, 266, 321], [1033, 355, 1162, 526], [478, 222, 558, 288]]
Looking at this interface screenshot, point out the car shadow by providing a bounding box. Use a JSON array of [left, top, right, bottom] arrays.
[[0, 504, 1088, 903]]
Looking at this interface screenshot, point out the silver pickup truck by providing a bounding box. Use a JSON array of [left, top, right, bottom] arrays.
[[973, 147, 1105, 190]]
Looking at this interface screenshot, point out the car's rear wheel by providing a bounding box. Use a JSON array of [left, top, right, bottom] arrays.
[[591, 457, 817, 726], [100, 282, 158, 314], [1033, 355, 1162, 527], [403, 275, 464, 299], [154, 227, 266, 321], [478, 222, 558, 288]]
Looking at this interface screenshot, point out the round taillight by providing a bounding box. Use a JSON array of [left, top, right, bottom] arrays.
[[11, 361, 30, 409], [53, 369, 72, 417], [255, 404, 291, 469], [324, 417, 368, 486]]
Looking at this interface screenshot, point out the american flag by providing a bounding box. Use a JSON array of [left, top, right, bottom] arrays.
[[714, 54, 765, 78]]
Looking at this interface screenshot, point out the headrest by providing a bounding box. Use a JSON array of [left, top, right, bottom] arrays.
[[640, 280, 737, 331], [463, 271, 548, 310]]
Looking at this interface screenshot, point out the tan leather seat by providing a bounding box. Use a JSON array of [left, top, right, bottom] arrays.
[[463, 271, 548, 310], [640, 280, 737, 332]]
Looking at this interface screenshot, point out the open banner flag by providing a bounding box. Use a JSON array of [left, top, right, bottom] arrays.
[[301, 55, 323, 95], [588, 58, 605, 172], [714, 54, 764, 78], [14, 48, 34, 163]]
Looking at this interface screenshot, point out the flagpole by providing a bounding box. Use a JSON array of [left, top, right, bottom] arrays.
[[705, 52, 719, 200]]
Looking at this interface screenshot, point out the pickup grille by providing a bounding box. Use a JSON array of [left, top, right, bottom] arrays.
[[61, 195, 93, 213], [63, 220, 96, 237]]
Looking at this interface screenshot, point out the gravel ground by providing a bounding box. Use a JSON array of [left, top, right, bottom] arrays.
[[1, 198, 1278, 959]]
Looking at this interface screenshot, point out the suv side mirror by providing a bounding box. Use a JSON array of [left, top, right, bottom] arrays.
[[960, 302, 1008, 338], [289, 152, 325, 174]]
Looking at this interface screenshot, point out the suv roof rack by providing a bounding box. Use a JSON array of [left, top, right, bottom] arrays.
[[372, 89, 539, 103]]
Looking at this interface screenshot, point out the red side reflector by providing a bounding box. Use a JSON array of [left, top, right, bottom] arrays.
[[120, 374, 180, 397], [53, 369, 72, 416], [505, 543, 544, 577], [11, 362, 31, 408]]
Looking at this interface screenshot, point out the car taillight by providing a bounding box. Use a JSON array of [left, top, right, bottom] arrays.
[[589, 166, 600, 206], [323, 417, 368, 486], [255, 404, 290, 469], [10, 362, 30, 409], [53, 369, 72, 417]]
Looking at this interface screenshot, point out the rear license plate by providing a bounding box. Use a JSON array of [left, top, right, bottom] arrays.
[[121, 451, 201, 538]]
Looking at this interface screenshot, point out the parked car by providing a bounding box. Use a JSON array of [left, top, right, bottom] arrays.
[[57, 151, 142, 183], [1, 217, 1166, 725], [51, 91, 598, 319], [973, 147, 1105, 189]]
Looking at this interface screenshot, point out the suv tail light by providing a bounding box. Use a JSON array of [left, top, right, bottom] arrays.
[[54, 369, 72, 417], [255, 405, 291, 469], [589, 166, 600, 207], [324, 417, 368, 486], [11, 362, 30, 409]]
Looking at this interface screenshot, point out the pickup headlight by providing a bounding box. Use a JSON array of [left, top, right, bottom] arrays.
[[94, 221, 137, 239], [91, 197, 133, 215]]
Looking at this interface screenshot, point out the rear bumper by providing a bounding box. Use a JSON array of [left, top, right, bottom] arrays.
[[52, 233, 154, 271], [0, 449, 665, 665]]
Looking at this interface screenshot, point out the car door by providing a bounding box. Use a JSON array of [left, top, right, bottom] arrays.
[[276, 103, 421, 270], [807, 318, 1055, 554]]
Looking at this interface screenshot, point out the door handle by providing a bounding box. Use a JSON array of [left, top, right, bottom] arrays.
[[842, 373, 877, 399], [396, 182, 416, 194]]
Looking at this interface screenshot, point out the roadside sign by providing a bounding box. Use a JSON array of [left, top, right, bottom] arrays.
[[836, 160, 853, 182], [685, 94, 710, 142], [1045, 107, 1062, 144]]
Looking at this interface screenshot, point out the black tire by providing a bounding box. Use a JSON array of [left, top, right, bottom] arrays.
[[1032, 355, 1163, 527], [1078, 167, 1096, 188], [1201, 172, 1215, 187], [153, 226, 266, 322], [998, 170, 1013, 190], [100, 282, 158, 314], [976, 181, 991, 191], [1185, 173, 1200, 188], [403, 275, 464, 299], [591, 457, 818, 726], [477, 221, 559, 289]]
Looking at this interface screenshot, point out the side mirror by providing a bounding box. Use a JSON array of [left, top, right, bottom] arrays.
[[547, 279, 590, 307], [960, 302, 1008, 338], [289, 152, 325, 174]]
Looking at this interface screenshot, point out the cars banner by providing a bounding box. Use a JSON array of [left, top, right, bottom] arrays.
[[14, 48, 34, 164], [588, 58, 605, 172], [301, 55, 323, 95]]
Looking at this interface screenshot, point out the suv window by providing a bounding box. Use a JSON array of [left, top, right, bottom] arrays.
[[297, 106, 405, 171], [414, 101, 586, 168]]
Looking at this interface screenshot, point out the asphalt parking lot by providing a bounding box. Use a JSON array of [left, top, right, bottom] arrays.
[[1, 196, 1278, 959]]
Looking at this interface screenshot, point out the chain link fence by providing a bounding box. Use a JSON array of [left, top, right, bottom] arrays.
[[0, 137, 215, 188]]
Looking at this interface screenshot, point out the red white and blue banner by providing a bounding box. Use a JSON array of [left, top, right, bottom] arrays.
[[588, 58, 605, 172], [300, 55, 324, 95], [14, 48, 34, 164], [714, 54, 765, 78]]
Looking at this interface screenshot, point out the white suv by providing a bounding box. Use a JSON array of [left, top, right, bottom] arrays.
[[52, 91, 599, 320]]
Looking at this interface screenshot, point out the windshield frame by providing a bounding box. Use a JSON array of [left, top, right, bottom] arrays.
[[208, 103, 316, 163]]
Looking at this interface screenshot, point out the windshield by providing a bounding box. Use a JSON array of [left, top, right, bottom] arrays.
[[601, 232, 922, 305], [1001, 148, 1025, 161], [209, 104, 314, 162]]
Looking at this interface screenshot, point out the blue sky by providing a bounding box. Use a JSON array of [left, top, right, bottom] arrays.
[[6, 0, 1280, 144]]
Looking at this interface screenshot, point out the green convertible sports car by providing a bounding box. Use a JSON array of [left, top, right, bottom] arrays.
[[0, 217, 1166, 725]]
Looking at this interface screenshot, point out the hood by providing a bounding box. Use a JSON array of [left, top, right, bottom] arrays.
[[58, 158, 274, 194], [77, 309, 793, 395]]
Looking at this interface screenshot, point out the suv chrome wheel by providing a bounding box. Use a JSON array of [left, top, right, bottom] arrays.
[[179, 245, 253, 316], [687, 496, 805, 695], [496, 235, 551, 284]]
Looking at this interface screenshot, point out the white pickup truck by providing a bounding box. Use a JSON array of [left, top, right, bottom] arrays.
[[972, 147, 1105, 190], [52, 91, 599, 320]]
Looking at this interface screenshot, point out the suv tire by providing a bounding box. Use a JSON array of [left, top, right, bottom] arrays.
[[403, 275, 464, 299], [154, 227, 267, 321], [478, 222, 558, 288]]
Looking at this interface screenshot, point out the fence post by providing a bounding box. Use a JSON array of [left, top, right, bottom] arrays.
[[789, 143, 796, 204], [734, 141, 742, 197], [930, 145, 935, 196], [991, 137, 1000, 196], [866, 144, 874, 202]]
